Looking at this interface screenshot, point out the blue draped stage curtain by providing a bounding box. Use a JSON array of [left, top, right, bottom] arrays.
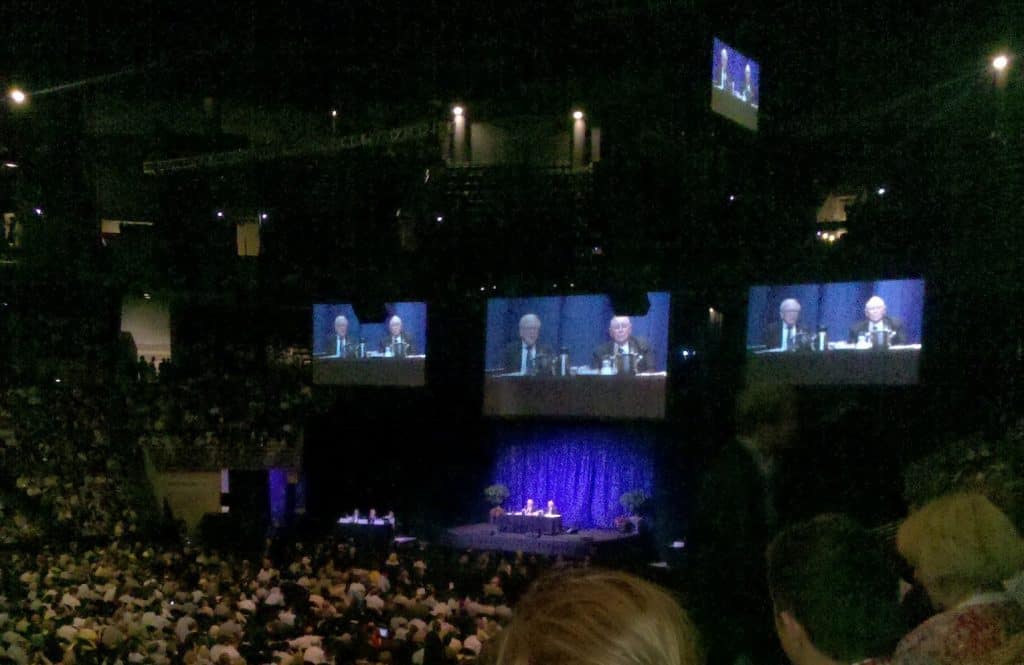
[[492, 426, 656, 529]]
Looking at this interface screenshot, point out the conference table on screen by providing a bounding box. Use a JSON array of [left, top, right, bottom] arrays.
[[312, 355, 426, 386], [497, 513, 564, 535], [483, 371, 667, 418], [746, 345, 921, 385]]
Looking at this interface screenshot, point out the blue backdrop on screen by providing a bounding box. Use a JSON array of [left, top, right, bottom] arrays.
[[746, 279, 925, 347], [312, 302, 428, 355], [492, 426, 656, 529], [484, 292, 670, 372], [712, 38, 759, 105]]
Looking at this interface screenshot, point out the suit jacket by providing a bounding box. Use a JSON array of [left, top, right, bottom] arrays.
[[848, 316, 906, 345], [591, 337, 653, 372], [501, 341, 555, 374], [762, 322, 811, 350], [318, 334, 357, 358], [378, 332, 416, 356]]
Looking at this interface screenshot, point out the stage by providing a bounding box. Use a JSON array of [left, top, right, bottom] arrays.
[[443, 523, 645, 559]]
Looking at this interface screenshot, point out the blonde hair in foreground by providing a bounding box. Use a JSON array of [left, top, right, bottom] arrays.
[[494, 568, 703, 665], [897, 492, 1024, 604]]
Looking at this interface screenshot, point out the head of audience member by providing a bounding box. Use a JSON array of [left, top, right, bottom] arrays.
[[768, 515, 905, 665], [779, 299, 802, 327], [496, 568, 702, 665], [524, 499, 535, 514], [546, 500, 555, 515], [864, 297, 886, 323], [609, 317, 633, 346], [518, 314, 541, 347], [334, 316, 349, 338], [897, 492, 1024, 611], [735, 383, 799, 457], [388, 316, 403, 337]]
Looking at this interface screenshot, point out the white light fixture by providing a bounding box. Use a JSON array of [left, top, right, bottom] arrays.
[[452, 105, 464, 117], [877, 187, 886, 196], [34, 207, 42, 215], [260, 213, 268, 220], [216, 211, 224, 218], [9, 89, 26, 104], [993, 54, 1009, 71], [331, 109, 338, 117], [3, 162, 17, 168], [572, 110, 584, 120]]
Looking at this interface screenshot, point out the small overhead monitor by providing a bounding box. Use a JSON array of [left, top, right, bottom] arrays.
[[312, 301, 427, 386], [711, 37, 760, 131]]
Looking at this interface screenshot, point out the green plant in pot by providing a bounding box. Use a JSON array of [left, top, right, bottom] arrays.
[[484, 484, 510, 522]]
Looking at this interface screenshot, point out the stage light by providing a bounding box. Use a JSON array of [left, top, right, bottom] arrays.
[[993, 54, 1009, 71], [260, 212, 268, 220], [452, 105, 464, 117], [331, 109, 338, 117], [480, 286, 485, 292], [34, 207, 42, 216], [728, 194, 736, 202], [54, 378, 61, 383], [436, 215, 443, 222], [877, 187, 886, 195], [143, 292, 152, 300], [572, 110, 584, 120], [9, 88, 26, 104], [3, 162, 17, 169], [216, 211, 224, 218]]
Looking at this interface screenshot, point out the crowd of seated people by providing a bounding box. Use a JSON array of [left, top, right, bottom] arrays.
[[134, 343, 317, 471], [0, 383, 152, 546], [0, 536, 597, 665]]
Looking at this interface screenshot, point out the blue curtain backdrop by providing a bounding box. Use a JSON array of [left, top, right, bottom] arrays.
[[746, 279, 925, 347], [492, 427, 656, 529], [484, 292, 670, 372], [312, 302, 428, 355]]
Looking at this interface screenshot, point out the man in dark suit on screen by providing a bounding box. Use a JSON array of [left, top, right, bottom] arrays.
[[591, 316, 653, 372], [847, 296, 906, 345], [501, 313, 554, 374], [763, 298, 811, 350], [319, 315, 357, 358], [379, 315, 416, 357]]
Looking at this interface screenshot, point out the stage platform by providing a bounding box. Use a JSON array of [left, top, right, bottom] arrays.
[[443, 523, 643, 559]]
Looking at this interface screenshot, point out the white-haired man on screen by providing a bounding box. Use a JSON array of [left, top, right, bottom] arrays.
[[848, 296, 906, 345], [764, 299, 810, 350], [379, 315, 416, 356], [502, 313, 554, 374], [591, 316, 653, 372], [320, 315, 356, 357]]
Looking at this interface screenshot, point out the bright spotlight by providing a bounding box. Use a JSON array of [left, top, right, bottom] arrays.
[[9, 89, 26, 104], [452, 105, 464, 117], [993, 54, 1009, 71], [3, 162, 17, 169], [216, 211, 224, 218], [877, 187, 886, 196], [331, 109, 338, 117], [572, 110, 584, 120]]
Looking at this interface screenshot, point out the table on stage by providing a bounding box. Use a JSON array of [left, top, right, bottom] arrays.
[[497, 513, 564, 535], [313, 356, 425, 386], [483, 372, 667, 418], [746, 345, 921, 385]]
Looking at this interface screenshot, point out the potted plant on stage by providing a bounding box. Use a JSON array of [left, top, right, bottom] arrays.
[[616, 490, 648, 533], [484, 484, 510, 524]]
